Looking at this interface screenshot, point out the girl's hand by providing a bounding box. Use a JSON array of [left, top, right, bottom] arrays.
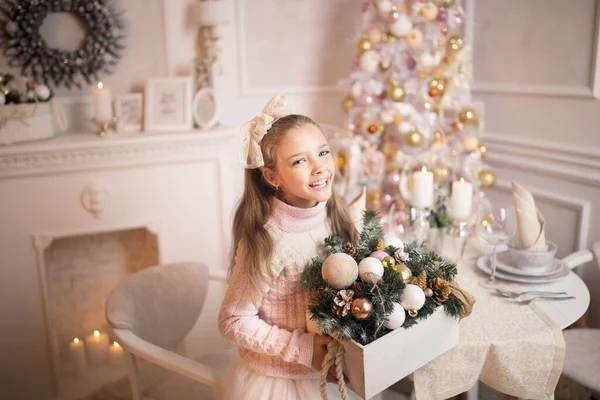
[[312, 335, 348, 384]]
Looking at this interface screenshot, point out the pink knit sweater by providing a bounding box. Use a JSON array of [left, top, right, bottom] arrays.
[[218, 198, 331, 379]]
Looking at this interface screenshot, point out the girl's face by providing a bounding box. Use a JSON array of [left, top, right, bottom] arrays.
[[265, 124, 335, 208]]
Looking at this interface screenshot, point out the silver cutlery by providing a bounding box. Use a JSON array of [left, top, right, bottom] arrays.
[[513, 296, 575, 305], [495, 288, 568, 298]]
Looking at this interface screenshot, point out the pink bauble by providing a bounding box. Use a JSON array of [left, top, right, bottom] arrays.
[[380, 193, 394, 209], [361, 2, 370, 12], [437, 9, 448, 22], [357, 94, 374, 107], [384, 171, 401, 193], [406, 58, 417, 70], [352, 56, 360, 69], [370, 250, 389, 261], [344, 121, 356, 132]]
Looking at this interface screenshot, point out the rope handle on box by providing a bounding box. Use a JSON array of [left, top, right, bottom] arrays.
[[0, 100, 68, 131], [319, 339, 349, 400]]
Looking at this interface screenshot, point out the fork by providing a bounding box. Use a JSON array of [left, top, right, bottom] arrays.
[[513, 296, 575, 305], [495, 288, 568, 298]]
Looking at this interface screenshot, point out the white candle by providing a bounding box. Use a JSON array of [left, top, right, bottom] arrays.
[[69, 337, 87, 371], [85, 330, 109, 365], [412, 166, 434, 208], [108, 341, 124, 365], [91, 82, 113, 122], [450, 178, 473, 219]]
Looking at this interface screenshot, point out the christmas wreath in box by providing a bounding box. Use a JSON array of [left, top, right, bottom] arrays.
[[303, 210, 466, 346]]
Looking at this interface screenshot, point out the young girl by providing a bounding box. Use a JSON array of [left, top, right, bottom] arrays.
[[218, 95, 364, 399]]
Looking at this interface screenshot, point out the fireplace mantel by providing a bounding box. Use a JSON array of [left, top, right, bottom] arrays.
[[0, 127, 240, 400]]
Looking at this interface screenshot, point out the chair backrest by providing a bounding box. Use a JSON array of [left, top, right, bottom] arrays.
[[105, 262, 209, 350]]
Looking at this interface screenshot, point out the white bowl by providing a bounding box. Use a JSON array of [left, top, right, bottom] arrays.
[[507, 241, 557, 269]]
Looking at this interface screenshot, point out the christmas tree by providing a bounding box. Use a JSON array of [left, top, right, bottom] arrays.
[[333, 0, 495, 233]]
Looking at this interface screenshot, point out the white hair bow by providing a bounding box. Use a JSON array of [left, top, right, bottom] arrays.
[[240, 95, 293, 169]]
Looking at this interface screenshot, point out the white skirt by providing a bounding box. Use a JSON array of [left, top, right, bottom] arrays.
[[224, 354, 383, 400]]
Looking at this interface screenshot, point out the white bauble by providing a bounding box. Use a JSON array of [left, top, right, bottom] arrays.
[[306, 310, 322, 334], [380, 109, 394, 124], [35, 84, 51, 101], [350, 81, 363, 98], [322, 253, 359, 289], [383, 233, 404, 249], [400, 284, 426, 316], [359, 50, 381, 74], [384, 302, 406, 330], [389, 14, 413, 37], [358, 257, 384, 284], [365, 79, 384, 95], [377, 0, 393, 13], [398, 121, 413, 134]]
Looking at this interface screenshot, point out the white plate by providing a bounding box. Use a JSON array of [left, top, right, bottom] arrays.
[[476, 255, 570, 283], [494, 252, 562, 277]]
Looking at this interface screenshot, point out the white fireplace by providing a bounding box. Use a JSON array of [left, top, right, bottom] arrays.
[[0, 127, 240, 400]]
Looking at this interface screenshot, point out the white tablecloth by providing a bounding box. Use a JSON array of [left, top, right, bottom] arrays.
[[412, 244, 565, 400]]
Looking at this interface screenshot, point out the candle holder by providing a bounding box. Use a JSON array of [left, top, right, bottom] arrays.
[[91, 116, 123, 137], [410, 206, 431, 244], [447, 218, 470, 261]]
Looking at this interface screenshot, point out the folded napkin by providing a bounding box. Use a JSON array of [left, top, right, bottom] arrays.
[[512, 181, 547, 251]]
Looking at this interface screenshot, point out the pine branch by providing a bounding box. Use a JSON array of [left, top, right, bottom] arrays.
[[323, 235, 344, 255], [357, 210, 383, 258]]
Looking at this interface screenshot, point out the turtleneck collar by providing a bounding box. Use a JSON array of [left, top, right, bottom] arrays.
[[268, 197, 328, 233]]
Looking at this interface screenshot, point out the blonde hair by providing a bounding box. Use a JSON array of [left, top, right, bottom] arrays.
[[230, 114, 358, 299]]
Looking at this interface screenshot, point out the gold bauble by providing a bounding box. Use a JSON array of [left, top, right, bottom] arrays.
[[428, 78, 446, 97], [478, 169, 496, 188], [357, 37, 372, 53], [388, 85, 406, 102], [405, 131, 424, 148], [432, 68, 445, 79], [443, 54, 453, 65], [478, 144, 488, 159], [351, 298, 373, 320], [417, 71, 427, 80], [397, 3, 407, 13], [396, 262, 413, 282], [461, 135, 479, 152], [381, 256, 396, 270], [366, 187, 381, 207], [342, 96, 354, 112], [406, 29, 423, 48], [393, 114, 403, 125], [451, 121, 463, 131], [433, 133, 443, 148], [447, 35, 464, 52], [337, 153, 346, 171], [424, 288, 433, 297], [421, 3, 439, 20], [432, 164, 449, 183], [428, 87, 440, 97], [367, 124, 378, 134], [442, 0, 454, 7], [368, 27, 384, 44], [458, 107, 478, 124]]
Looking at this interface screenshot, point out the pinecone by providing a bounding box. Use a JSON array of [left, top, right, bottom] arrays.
[[352, 281, 369, 298], [429, 278, 451, 305], [375, 238, 385, 251], [416, 270, 427, 290], [332, 289, 355, 317], [343, 242, 359, 260]]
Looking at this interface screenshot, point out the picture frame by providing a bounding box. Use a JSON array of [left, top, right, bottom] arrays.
[[144, 77, 193, 132], [192, 87, 218, 130], [114, 93, 143, 132]]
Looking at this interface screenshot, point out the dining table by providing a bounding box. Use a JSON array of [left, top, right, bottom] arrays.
[[411, 239, 592, 400]]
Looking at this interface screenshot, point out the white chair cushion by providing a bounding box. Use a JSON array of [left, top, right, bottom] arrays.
[[562, 328, 600, 392]]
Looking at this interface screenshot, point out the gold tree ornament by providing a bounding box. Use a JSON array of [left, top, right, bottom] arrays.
[[428, 78, 446, 97], [447, 35, 464, 52], [442, 0, 454, 7], [395, 262, 413, 282], [405, 130, 424, 147], [458, 107, 478, 124], [381, 256, 397, 270], [461, 135, 479, 152], [429, 278, 451, 305], [351, 297, 373, 320], [342, 96, 354, 112], [357, 37, 373, 53], [416, 270, 427, 289], [337, 153, 346, 171], [478, 169, 496, 188], [376, 237, 385, 251], [478, 144, 488, 159], [432, 164, 449, 183], [388, 84, 406, 101]]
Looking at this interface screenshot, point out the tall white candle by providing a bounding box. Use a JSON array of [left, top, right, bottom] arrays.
[[450, 178, 473, 219], [69, 337, 87, 371], [91, 82, 113, 122], [85, 330, 109, 365], [412, 166, 434, 208], [108, 341, 124, 365]]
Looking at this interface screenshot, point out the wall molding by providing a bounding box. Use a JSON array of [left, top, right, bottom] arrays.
[[465, 0, 600, 99], [0, 128, 238, 178], [481, 132, 600, 187], [493, 179, 591, 251], [235, 0, 343, 97]]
